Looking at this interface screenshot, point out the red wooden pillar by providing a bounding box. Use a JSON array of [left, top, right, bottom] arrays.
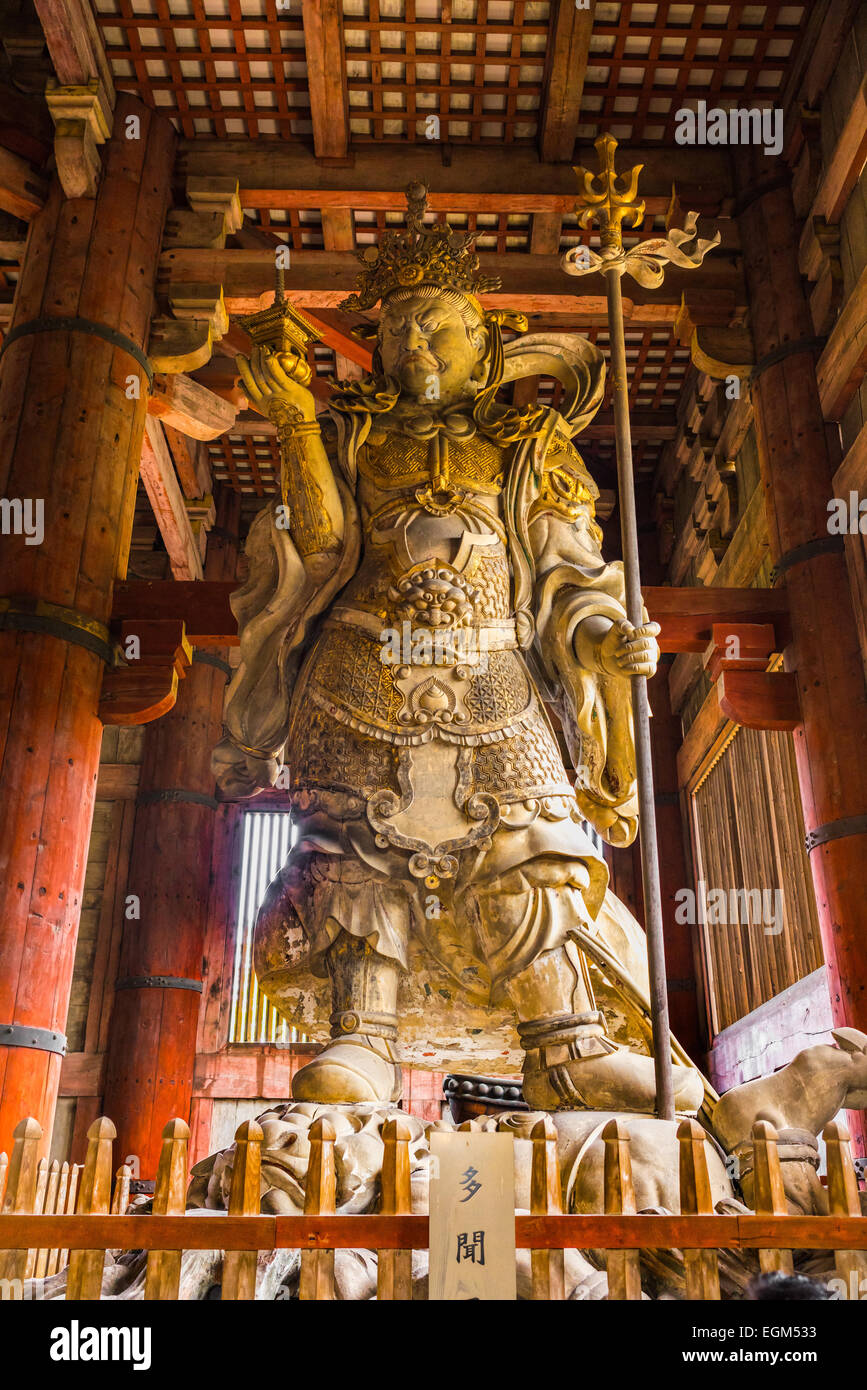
[[102, 490, 239, 1178], [0, 97, 174, 1159], [738, 160, 867, 1153]]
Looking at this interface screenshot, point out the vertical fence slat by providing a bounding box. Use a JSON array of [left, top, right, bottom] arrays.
[[299, 1117, 336, 1301], [751, 1120, 794, 1275], [530, 1115, 565, 1300], [603, 1118, 642, 1300], [823, 1119, 867, 1299], [66, 1118, 116, 1301], [678, 1119, 721, 1300], [54, 1162, 79, 1275], [46, 1161, 71, 1277], [111, 1163, 132, 1216], [145, 1119, 190, 1301], [0, 1118, 42, 1289], [24, 1157, 49, 1279], [222, 1120, 263, 1301], [33, 1159, 61, 1279], [377, 1116, 413, 1301]]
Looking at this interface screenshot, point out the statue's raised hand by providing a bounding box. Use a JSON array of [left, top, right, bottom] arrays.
[[236, 344, 316, 421], [597, 620, 660, 679]]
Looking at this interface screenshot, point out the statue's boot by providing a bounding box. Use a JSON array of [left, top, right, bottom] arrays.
[[519, 1011, 704, 1115], [291, 1032, 402, 1104], [291, 935, 403, 1104]]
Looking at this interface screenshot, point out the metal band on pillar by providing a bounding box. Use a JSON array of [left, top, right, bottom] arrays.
[[192, 651, 233, 678], [771, 535, 845, 585], [751, 334, 827, 382], [805, 814, 867, 854], [0, 597, 114, 664], [114, 975, 203, 993], [0, 316, 154, 388], [0, 1023, 67, 1055]]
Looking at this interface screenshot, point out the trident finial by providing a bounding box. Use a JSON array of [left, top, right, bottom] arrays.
[[572, 133, 646, 254]]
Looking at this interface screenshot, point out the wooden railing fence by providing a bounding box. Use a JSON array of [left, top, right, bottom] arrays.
[[0, 1113, 865, 1300]]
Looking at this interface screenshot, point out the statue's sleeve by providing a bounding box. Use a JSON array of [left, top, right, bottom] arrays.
[[526, 436, 639, 846], [211, 448, 361, 798]]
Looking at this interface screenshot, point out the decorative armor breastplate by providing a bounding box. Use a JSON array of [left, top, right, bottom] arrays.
[[357, 425, 505, 497]]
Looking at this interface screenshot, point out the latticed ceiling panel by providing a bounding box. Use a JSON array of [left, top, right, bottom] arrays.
[[585, 1, 807, 145], [94, 0, 310, 139], [343, 0, 550, 145], [94, 0, 807, 145]]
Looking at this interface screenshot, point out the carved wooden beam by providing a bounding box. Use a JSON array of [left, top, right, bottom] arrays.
[[139, 417, 204, 580], [148, 372, 237, 440]]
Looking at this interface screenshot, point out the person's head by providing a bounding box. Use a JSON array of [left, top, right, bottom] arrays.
[[377, 286, 489, 408], [745, 1271, 832, 1301]]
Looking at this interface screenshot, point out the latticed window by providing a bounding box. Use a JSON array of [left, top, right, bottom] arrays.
[[230, 810, 302, 1045]]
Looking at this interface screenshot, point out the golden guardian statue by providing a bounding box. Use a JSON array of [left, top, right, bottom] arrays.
[[212, 183, 703, 1115]]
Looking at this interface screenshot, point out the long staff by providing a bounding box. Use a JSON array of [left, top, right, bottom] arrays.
[[563, 135, 720, 1120]]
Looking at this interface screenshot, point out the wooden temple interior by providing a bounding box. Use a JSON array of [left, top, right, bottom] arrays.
[[1, 0, 867, 1220]]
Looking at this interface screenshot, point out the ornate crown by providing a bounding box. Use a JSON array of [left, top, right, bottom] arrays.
[[340, 181, 502, 312]]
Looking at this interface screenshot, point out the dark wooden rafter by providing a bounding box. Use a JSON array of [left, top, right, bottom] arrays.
[[538, 0, 596, 163], [301, 0, 349, 161]]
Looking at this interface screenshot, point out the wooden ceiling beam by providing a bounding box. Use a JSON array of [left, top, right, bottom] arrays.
[[109, 581, 790, 656], [160, 247, 744, 322], [538, 0, 596, 163], [179, 141, 733, 215], [301, 0, 350, 161]]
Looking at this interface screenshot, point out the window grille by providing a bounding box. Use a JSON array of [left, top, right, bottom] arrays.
[[230, 810, 302, 1045]]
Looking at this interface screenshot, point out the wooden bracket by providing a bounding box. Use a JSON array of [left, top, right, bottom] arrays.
[[45, 79, 111, 200], [99, 619, 192, 726], [702, 623, 801, 731], [149, 284, 228, 375], [675, 293, 755, 380], [186, 176, 243, 238], [716, 670, 801, 730]]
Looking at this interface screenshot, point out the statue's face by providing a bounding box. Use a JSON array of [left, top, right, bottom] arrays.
[[378, 291, 485, 406]]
